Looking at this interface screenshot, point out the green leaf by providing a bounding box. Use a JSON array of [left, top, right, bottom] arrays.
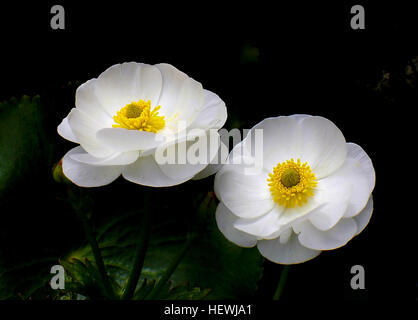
[[64, 191, 263, 300], [0, 257, 59, 300], [60, 257, 117, 300]]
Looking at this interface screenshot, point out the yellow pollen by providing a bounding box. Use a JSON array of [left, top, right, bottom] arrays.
[[281, 168, 300, 187], [125, 104, 143, 118], [112, 99, 165, 133], [267, 158, 317, 208]]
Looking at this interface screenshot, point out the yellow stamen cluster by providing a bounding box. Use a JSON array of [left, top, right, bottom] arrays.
[[267, 158, 317, 208], [113, 99, 165, 133]]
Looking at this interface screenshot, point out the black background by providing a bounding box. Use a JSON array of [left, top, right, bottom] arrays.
[[0, 1, 416, 303]]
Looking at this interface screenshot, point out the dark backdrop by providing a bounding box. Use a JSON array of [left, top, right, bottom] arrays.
[[0, 2, 416, 302]]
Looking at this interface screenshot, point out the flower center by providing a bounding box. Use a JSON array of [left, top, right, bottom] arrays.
[[113, 99, 165, 133], [267, 158, 317, 208], [280, 168, 300, 187]]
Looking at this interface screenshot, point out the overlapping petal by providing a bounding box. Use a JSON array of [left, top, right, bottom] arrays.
[[58, 62, 227, 187], [62, 146, 123, 187], [244, 115, 347, 179], [215, 114, 375, 265], [257, 232, 321, 264], [215, 203, 258, 248]]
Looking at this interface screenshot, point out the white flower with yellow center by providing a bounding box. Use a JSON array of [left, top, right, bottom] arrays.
[[214, 115, 375, 264], [58, 62, 227, 187]]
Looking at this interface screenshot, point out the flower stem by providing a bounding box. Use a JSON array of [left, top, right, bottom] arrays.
[[122, 195, 151, 300], [273, 265, 290, 300], [146, 235, 194, 300], [75, 207, 115, 299]]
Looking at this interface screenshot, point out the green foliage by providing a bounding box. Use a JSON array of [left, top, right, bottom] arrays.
[[0, 95, 263, 300], [0, 96, 51, 203], [0, 258, 59, 300], [60, 191, 263, 300]]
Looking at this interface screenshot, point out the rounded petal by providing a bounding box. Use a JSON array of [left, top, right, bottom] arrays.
[[155, 63, 204, 121], [297, 116, 347, 178], [334, 159, 371, 219], [215, 202, 257, 248], [62, 146, 123, 187], [308, 173, 352, 230], [279, 227, 292, 244], [189, 89, 227, 130], [214, 164, 275, 219], [257, 232, 321, 264], [244, 115, 305, 169], [67, 108, 113, 158], [346, 143, 375, 191], [233, 205, 284, 238], [57, 117, 79, 143], [69, 149, 139, 166], [75, 79, 114, 127], [343, 143, 375, 217], [297, 218, 358, 250], [353, 196, 373, 236], [308, 201, 349, 231], [96, 128, 163, 152], [122, 154, 192, 187], [155, 130, 220, 180], [275, 195, 323, 228], [245, 115, 347, 179], [94, 62, 163, 117]]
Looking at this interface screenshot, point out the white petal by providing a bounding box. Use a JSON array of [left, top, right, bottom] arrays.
[[122, 154, 192, 187], [215, 203, 257, 248], [279, 228, 292, 244], [308, 173, 352, 230], [57, 117, 79, 143], [158, 161, 206, 181], [245, 115, 347, 178], [75, 79, 114, 127], [347, 143, 375, 191], [244, 115, 305, 169], [343, 143, 375, 217], [155, 63, 204, 121], [233, 205, 284, 238], [297, 218, 358, 250], [62, 146, 123, 187], [329, 157, 372, 219], [69, 149, 139, 166], [96, 128, 162, 152], [257, 232, 321, 264], [214, 165, 275, 219], [156, 131, 219, 180], [67, 108, 113, 158], [275, 196, 322, 228], [353, 196, 373, 236], [189, 89, 227, 130], [308, 201, 349, 231], [130, 63, 164, 105], [297, 116, 347, 178], [94, 63, 162, 117], [154, 63, 188, 113]]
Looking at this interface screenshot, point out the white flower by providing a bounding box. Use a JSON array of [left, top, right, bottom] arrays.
[[58, 62, 227, 187], [214, 115, 375, 264]]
